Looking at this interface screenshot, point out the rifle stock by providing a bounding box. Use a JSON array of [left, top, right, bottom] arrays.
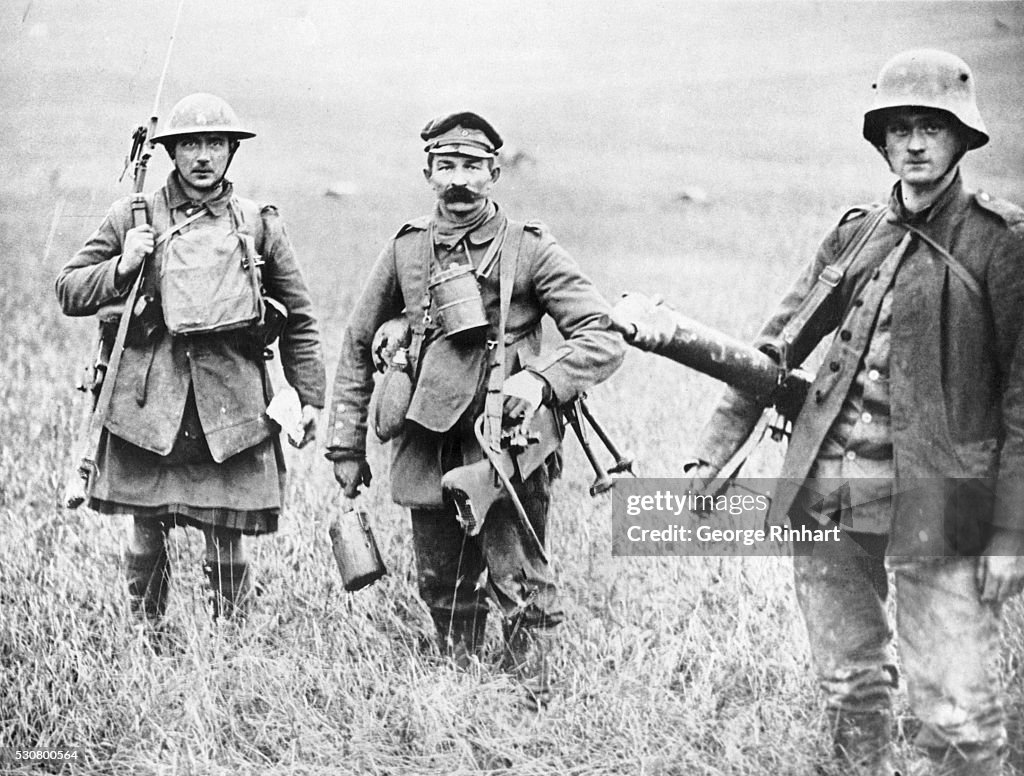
[[61, 327, 113, 508], [60, 65, 161, 510]]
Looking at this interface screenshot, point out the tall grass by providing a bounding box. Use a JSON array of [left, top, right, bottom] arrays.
[[3, 191, 1022, 776], [4, 3, 1024, 772]]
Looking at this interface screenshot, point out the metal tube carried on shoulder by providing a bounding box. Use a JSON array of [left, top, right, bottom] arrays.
[[610, 293, 812, 414]]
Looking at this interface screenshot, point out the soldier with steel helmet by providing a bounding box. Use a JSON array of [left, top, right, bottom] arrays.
[[685, 50, 1024, 774], [56, 93, 325, 626], [326, 111, 623, 706]]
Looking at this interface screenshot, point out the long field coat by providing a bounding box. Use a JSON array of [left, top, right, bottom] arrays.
[[695, 175, 1024, 556]]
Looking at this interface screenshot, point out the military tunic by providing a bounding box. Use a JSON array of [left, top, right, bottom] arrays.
[[56, 173, 326, 533], [695, 174, 1024, 557], [327, 203, 623, 620]]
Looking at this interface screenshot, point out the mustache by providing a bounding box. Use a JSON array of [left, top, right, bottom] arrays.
[[443, 186, 477, 204]]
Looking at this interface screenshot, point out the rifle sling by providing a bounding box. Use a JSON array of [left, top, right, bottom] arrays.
[[84, 195, 209, 472], [776, 206, 887, 364]]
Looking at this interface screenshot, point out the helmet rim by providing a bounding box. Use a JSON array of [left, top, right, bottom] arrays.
[[151, 92, 255, 145], [862, 49, 988, 150]]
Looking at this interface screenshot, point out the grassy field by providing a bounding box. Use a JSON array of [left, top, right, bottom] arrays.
[[2, 1, 1024, 773]]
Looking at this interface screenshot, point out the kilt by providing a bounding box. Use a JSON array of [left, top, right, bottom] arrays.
[[88, 393, 286, 535]]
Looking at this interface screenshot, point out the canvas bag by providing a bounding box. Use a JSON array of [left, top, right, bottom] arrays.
[[160, 198, 263, 336]]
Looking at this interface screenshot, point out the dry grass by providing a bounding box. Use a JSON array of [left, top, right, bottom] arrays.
[[3, 2, 1024, 774]]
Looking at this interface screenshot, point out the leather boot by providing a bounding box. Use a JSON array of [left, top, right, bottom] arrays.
[[433, 612, 487, 669], [125, 549, 170, 622], [203, 561, 252, 620], [501, 619, 555, 710], [828, 709, 895, 775]]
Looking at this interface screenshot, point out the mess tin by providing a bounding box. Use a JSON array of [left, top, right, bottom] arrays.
[[428, 263, 488, 343]]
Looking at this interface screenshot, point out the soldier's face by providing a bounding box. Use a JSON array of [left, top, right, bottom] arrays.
[[423, 154, 500, 215], [172, 133, 232, 193], [884, 110, 962, 190]]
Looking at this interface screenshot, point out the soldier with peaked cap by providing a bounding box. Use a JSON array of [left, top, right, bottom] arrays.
[[681, 50, 1024, 774], [56, 93, 326, 626], [326, 111, 623, 706]]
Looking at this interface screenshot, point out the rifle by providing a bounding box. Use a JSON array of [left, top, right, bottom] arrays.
[[61, 1, 185, 509], [441, 396, 633, 553]]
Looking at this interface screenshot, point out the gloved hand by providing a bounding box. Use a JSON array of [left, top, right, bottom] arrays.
[[334, 458, 372, 498], [502, 371, 547, 431]]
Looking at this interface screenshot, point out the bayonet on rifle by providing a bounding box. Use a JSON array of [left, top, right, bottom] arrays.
[[60, 0, 184, 508]]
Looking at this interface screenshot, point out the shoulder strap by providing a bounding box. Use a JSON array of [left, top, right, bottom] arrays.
[[775, 205, 887, 366], [901, 223, 983, 299], [406, 226, 436, 374], [484, 221, 527, 450], [227, 197, 265, 308]]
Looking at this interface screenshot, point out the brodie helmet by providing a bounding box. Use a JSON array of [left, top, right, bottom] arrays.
[[151, 93, 255, 146], [862, 49, 988, 150]]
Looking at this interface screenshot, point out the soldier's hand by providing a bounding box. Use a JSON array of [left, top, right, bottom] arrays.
[[291, 405, 319, 449], [117, 224, 155, 283], [502, 371, 547, 431], [977, 529, 1024, 603], [334, 458, 372, 499]]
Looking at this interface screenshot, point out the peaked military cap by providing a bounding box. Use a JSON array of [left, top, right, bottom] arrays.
[[421, 111, 503, 158]]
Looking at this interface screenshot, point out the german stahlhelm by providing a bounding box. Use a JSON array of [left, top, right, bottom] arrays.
[[151, 93, 256, 146], [862, 49, 988, 150]]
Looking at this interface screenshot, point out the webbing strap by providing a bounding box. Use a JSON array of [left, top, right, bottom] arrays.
[[902, 223, 983, 299], [87, 195, 157, 457], [484, 221, 526, 451], [408, 225, 436, 375], [776, 206, 887, 366]]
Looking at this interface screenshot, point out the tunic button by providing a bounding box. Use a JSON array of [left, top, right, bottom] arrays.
[[918, 530, 929, 543], [839, 330, 852, 342], [868, 369, 880, 381], [854, 299, 864, 307], [861, 412, 872, 424], [829, 361, 841, 372], [221, 406, 227, 414], [815, 390, 825, 404], [845, 450, 857, 461]]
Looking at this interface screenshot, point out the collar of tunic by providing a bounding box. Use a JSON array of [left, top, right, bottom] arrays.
[[164, 171, 235, 217], [888, 170, 965, 226]]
